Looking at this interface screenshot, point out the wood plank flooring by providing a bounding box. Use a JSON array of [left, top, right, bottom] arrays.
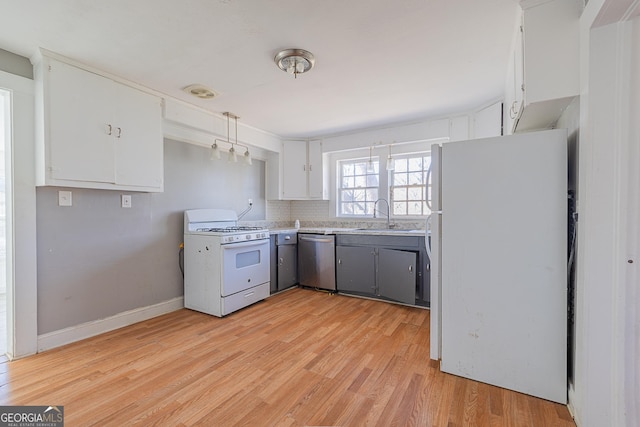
[[0, 288, 575, 426]]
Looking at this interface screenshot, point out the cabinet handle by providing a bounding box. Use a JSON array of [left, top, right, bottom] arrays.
[[409, 265, 413, 272], [107, 124, 112, 135], [338, 259, 342, 264], [116, 127, 122, 138], [279, 257, 284, 265], [309, 164, 313, 172]]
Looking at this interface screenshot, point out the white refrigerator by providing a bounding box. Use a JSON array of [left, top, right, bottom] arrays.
[[427, 129, 567, 404]]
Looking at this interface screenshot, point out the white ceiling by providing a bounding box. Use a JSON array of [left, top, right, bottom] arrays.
[[0, 0, 520, 139]]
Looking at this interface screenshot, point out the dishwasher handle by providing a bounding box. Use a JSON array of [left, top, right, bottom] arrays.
[[298, 235, 334, 244]]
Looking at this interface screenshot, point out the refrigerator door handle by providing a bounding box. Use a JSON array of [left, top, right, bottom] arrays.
[[425, 214, 432, 259], [426, 165, 433, 210]]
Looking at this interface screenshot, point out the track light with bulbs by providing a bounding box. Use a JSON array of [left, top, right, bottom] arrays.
[[210, 112, 253, 166]]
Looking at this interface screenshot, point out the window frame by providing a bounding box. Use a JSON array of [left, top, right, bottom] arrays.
[[388, 153, 432, 218], [331, 146, 432, 220], [336, 156, 381, 217]]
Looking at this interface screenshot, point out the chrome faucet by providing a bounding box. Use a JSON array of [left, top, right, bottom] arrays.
[[373, 198, 391, 229]]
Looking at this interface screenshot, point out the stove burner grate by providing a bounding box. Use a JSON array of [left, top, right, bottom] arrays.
[[196, 226, 266, 233]]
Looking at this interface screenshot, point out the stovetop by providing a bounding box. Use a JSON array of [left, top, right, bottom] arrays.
[[196, 226, 266, 233]]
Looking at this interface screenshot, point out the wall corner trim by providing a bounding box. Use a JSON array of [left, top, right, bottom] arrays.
[[36, 297, 184, 353]]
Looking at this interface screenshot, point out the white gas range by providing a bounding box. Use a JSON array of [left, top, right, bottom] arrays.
[[183, 209, 270, 317]]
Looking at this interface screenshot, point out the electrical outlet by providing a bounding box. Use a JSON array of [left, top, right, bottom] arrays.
[[121, 194, 132, 208], [58, 190, 72, 207]]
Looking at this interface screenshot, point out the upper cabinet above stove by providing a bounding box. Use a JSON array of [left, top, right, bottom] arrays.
[[504, 0, 581, 135], [32, 51, 164, 192]]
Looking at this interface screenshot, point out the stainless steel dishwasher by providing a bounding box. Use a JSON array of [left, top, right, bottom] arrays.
[[298, 234, 336, 291]]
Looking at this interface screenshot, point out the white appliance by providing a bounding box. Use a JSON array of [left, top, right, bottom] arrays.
[[427, 129, 567, 404], [183, 209, 270, 317]]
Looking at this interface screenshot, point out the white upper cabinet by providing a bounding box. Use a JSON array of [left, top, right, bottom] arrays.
[[34, 54, 164, 192], [505, 0, 580, 134], [282, 140, 308, 199], [269, 140, 328, 200]]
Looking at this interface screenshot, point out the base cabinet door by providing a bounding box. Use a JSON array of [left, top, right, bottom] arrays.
[[336, 246, 375, 295], [378, 248, 417, 305], [277, 244, 298, 291]]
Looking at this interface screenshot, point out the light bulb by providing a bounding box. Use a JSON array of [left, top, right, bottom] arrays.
[[386, 156, 394, 171], [296, 61, 305, 73], [244, 149, 252, 166], [227, 146, 238, 163], [210, 143, 221, 160]]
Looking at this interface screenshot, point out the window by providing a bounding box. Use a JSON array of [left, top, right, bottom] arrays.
[[338, 158, 379, 216], [390, 154, 431, 216]]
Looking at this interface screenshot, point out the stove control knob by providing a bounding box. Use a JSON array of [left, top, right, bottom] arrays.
[[246, 234, 251, 240]]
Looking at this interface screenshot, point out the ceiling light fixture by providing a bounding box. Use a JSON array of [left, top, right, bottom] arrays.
[[386, 143, 395, 171], [274, 48, 315, 78], [211, 112, 252, 166]]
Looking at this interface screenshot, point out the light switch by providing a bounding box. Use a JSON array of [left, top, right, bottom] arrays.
[[58, 190, 72, 207], [121, 194, 132, 208]]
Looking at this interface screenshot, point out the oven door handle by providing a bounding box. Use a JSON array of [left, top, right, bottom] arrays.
[[222, 239, 268, 250]]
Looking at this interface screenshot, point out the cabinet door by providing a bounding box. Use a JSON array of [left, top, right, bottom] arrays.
[[282, 140, 308, 199], [378, 248, 416, 305], [336, 246, 375, 294], [308, 140, 323, 198], [277, 244, 298, 290], [113, 82, 163, 188], [47, 59, 115, 183]]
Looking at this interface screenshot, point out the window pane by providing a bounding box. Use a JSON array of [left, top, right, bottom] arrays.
[[364, 201, 375, 216], [393, 172, 407, 186], [393, 202, 406, 215], [366, 189, 378, 201], [366, 174, 379, 187], [408, 157, 423, 171], [355, 176, 367, 187], [408, 172, 423, 185], [342, 162, 354, 176], [408, 201, 422, 215], [352, 203, 365, 215], [408, 187, 422, 200], [393, 187, 407, 200], [395, 158, 408, 173], [342, 176, 354, 188]]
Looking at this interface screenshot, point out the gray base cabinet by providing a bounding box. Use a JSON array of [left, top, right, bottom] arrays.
[[336, 246, 375, 294], [336, 234, 429, 307], [378, 248, 416, 305], [269, 232, 298, 294], [277, 244, 298, 290]]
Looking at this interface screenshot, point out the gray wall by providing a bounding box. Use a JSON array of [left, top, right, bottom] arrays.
[[0, 48, 33, 79], [36, 139, 265, 334]]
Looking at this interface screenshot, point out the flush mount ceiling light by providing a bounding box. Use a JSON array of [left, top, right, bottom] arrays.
[[211, 112, 252, 166], [182, 84, 218, 99], [274, 49, 315, 78]]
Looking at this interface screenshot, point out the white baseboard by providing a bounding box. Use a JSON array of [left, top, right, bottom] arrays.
[[37, 297, 184, 352]]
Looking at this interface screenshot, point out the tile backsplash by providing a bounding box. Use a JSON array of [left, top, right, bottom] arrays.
[[259, 199, 425, 230]]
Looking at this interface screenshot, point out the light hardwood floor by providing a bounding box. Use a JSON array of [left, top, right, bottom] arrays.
[[0, 288, 575, 426]]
